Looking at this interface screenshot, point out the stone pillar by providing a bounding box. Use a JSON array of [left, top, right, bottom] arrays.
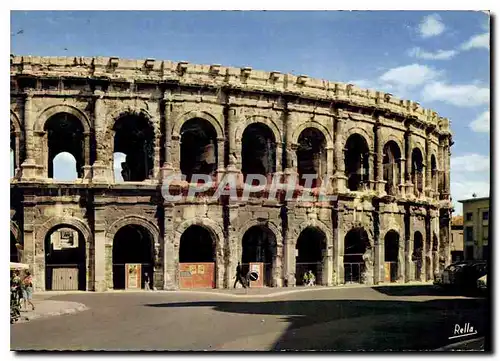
[[283, 235, 296, 287], [375, 126, 385, 194], [93, 222, 107, 292], [334, 117, 347, 193], [405, 131, 413, 196], [368, 152, 376, 191], [21, 94, 38, 179], [81, 132, 92, 180], [444, 143, 451, 197], [425, 137, 432, 197], [163, 202, 178, 290], [92, 91, 109, 182], [161, 96, 175, 179], [398, 158, 406, 197], [325, 146, 334, 192]]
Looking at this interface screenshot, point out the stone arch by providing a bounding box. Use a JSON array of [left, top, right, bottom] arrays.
[[296, 220, 333, 247], [175, 217, 225, 288], [34, 104, 91, 133], [382, 133, 404, 155], [36, 216, 92, 291], [10, 221, 21, 242], [238, 219, 282, 242], [106, 215, 160, 246], [108, 106, 157, 133], [174, 217, 224, 254], [37, 216, 92, 243], [411, 143, 426, 161], [343, 126, 374, 150], [291, 121, 333, 148], [172, 110, 224, 139], [234, 115, 282, 145], [10, 110, 22, 133]]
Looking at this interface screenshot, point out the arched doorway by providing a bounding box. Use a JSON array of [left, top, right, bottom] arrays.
[[296, 128, 327, 188], [11, 231, 19, 263], [113, 114, 155, 182], [344, 228, 371, 284], [44, 113, 85, 179], [384, 230, 400, 283], [412, 231, 424, 281], [296, 227, 327, 286], [383, 141, 401, 195], [241, 225, 277, 287], [241, 123, 276, 184], [345, 134, 370, 191], [431, 155, 438, 194], [45, 225, 86, 291], [112, 225, 154, 290], [411, 148, 424, 195], [180, 119, 218, 183], [179, 225, 216, 289]]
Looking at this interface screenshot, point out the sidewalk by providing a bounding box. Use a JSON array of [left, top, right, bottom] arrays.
[[14, 299, 88, 324]]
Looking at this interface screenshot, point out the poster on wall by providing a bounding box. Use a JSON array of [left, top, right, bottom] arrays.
[[126, 263, 142, 290]]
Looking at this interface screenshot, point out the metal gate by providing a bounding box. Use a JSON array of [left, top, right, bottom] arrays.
[[344, 262, 364, 284], [296, 262, 322, 286], [385, 261, 398, 282]]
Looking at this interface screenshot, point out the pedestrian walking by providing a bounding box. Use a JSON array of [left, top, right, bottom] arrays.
[[233, 262, 247, 288], [144, 272, 151, 291], [21, 271, 35, 311]]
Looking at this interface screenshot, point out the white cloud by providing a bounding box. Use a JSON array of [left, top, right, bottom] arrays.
[[421, 81, 489, 107], [460, 32, 490, 50], [451, 153, 490, 173], [451, 180, 490, 215], [418, 14, 445, 38], [469, 110, 490, 133], [379, 64, 441, 88], [407, 47, 457, 60]]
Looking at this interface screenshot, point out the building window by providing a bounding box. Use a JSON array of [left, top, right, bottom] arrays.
[[482, 245, 489, 261], [466, 245, 474, 260], [466, 212, 473, 221], [465, 226, 474, 243], [483, 226, 489, 241], [482, 211, 489, 221]]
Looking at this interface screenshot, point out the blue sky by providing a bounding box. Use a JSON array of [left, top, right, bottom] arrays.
[[10, 11, 490, 214]]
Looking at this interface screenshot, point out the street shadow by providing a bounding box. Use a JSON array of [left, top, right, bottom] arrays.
[[146, 296, 488, 351], [372, 285, 487, 298]]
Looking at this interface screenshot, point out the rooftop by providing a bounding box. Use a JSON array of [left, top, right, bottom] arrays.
[[458, 196, 490, 204]]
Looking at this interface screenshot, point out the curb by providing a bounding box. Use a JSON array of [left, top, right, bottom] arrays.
[[35, 282, 437, 299], [14, 303, 89, 324]]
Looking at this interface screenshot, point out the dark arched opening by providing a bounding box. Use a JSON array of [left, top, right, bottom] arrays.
[[112, 225, 154, 290], [296, 227, 326, 286], [432, 232, 439, 279], [431, 155, 438, 194], [383, 141, 401, 195], [412, 231, 424, 281], [45, 113, 84, 179], [241, 123, 276, 184], [113, 114, 155, 182], [242, 225, 276, 287], [344, 227, 370, 284], [345, 134, 370, 191], [384, 230, 399, 283], [44, 225, 86, 291], [411, 148, 424, 195], [296, 128, 326, 188], [180, 119, 218, 183]]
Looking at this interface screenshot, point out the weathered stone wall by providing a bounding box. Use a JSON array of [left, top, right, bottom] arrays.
[[10, 55, 454, 291]]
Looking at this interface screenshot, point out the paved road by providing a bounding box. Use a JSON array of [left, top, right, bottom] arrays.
[[11, 285, 488, 351]]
